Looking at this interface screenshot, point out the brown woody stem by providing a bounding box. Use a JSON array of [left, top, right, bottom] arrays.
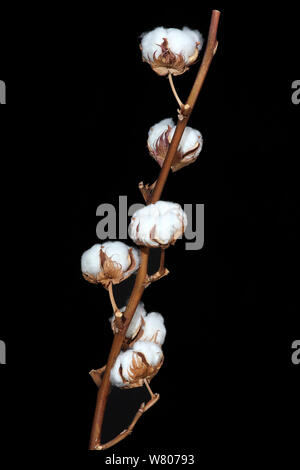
[[89, 9, 220, 450]]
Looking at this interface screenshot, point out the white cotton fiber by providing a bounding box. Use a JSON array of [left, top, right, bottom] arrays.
[[81, 244, 101, 276], [140, 312, 166, 346], [118, 350, 138, 382], [140, 26, 167, 60], [133, 341, 163, 367], [129, 201, 187, 247], [182, 27, 203, 48], [155, 212, 180, 244], [148, 118, 174, 149], [110, 353, 124, 387], [166, 27, 202, 60], [168, 125, 203, 158], [120, 302, 147, 339], [101, 241, 132, 271], [141, 26, 203, 62], [126, 247, 141, 273]]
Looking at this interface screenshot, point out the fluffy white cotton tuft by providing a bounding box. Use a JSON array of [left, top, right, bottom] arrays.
[[118, 350, 138, 382], [121, 302, 147, 339], [81, 244, 101, 276], [147, 118, 174, 149], [110, 354, 124, 387], [130, 247, 141, 271], [129, 201, 187, 247], [101, 241, 132, 271], [169, 125, 203, 158], [141, 26, 203, 62], [139, 312, 166, 346], [182, 26, 202, 47], [132, 341, 163, 367], [110, 349, 145, 386]]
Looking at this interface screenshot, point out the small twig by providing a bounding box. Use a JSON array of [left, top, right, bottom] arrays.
[[108, 283, 124, 330], [138, 180, 157, 204], [94, 380, 160, 451], [168, 72, 184, 109], [144, 248, 169, 287], [158, 248, 167, 276], [90, 366, 107, 388], [108, 283, 119, 313], [168, 72, 191, 120], [144, 378, 154, 398]]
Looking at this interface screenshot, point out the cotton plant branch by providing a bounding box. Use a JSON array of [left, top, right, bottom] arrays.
[[88, 10, 220, 450], [144, 248, 169, 288], [89, 366, 160, 451], [95, 379, 160, 451]]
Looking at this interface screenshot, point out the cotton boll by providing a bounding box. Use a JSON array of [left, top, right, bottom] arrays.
[[140, 312, 166, 346], [81, 241, 140, 287], [133, 341, 163, 367], [148, 119, 203, 172], [111, 344, 163, 388], [140, 26, 203, 76], [129, 201, 187, 248], [110, 329, 164, 388], [81, 244, 101, 276]]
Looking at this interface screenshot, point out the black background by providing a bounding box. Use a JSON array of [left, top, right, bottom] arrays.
[[0, 3, 299, 465]]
